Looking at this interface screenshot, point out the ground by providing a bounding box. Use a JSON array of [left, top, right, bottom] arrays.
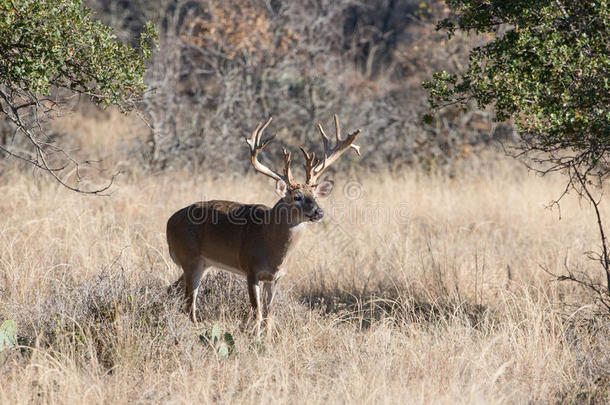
[[0, 156, 609, 403]]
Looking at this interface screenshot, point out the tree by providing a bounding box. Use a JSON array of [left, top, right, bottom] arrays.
[[0, 0, 156, 193], [424, 0, 610, 310]]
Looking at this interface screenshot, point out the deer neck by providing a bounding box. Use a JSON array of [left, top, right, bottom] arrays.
[[264, 201, 309, 265]]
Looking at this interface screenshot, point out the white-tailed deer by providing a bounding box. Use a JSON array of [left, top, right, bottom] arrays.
[[166, 115, 361, 333]]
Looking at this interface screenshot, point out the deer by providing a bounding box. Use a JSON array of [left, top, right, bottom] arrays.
[[166, 115, 361, 335]]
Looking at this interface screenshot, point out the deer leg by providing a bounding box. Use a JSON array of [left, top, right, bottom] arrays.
[[184, 262, 210, 323], [263, 281, 277, 318], [247, 275, 262, 337], [262, 281, 278, 337]]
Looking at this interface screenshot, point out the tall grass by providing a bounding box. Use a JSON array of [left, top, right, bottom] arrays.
[[0, 158, 608, 403]]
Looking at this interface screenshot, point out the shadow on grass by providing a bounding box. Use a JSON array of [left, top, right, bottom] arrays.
[[4, 265, 494, 373], [300, 282, 490, 330], [2, 268, 256, 372]]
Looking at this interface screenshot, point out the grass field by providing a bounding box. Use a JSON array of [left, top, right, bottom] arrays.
[[1, 157, 609, 403]]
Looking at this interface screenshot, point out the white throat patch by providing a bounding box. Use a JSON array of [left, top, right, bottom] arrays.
[[290, 222, 309, 233]]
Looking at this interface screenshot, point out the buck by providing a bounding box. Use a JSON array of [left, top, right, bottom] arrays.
[[166, 115, 361, 334]]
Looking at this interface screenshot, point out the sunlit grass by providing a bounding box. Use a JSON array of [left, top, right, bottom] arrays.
[[0, 158, 608, 403]]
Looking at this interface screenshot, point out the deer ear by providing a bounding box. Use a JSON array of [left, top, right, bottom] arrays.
[[275, 179, 288, 197], [314, 180, 334, 198]]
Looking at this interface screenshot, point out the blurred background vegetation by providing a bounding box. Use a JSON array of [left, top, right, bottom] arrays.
[[0, 0, 515, 181]]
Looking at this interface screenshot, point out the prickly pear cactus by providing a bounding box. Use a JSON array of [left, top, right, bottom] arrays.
[[199, 324, 235, 360], [0, 320, 17, 352]]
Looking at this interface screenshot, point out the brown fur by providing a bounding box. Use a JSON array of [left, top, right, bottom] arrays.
[[166, 184, 327, 332]]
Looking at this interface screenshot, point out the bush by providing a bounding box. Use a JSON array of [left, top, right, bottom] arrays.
[[0, 0, 156, 192]]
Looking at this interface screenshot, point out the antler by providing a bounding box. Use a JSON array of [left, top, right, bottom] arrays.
[[246, 117, 296, 187], [301, 114, 361, 185]]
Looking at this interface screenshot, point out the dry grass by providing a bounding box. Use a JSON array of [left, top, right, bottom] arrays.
[[1, 157, 609, 404]]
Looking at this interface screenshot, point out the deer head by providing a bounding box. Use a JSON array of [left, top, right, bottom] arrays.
[[245, 115, 361, 223]]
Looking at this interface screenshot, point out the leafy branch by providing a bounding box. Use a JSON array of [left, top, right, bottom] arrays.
[[0, 0, 157, 193]]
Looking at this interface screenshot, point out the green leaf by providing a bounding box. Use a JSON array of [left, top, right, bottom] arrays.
[[217, 342, 229, 359], [199, 326, 235, 360], [224, 332, 235, 350], [211, 325, 221, 344], [0, 0, 157, 111], [0, 320, 17, 352], [425, 0, 610, 175]]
